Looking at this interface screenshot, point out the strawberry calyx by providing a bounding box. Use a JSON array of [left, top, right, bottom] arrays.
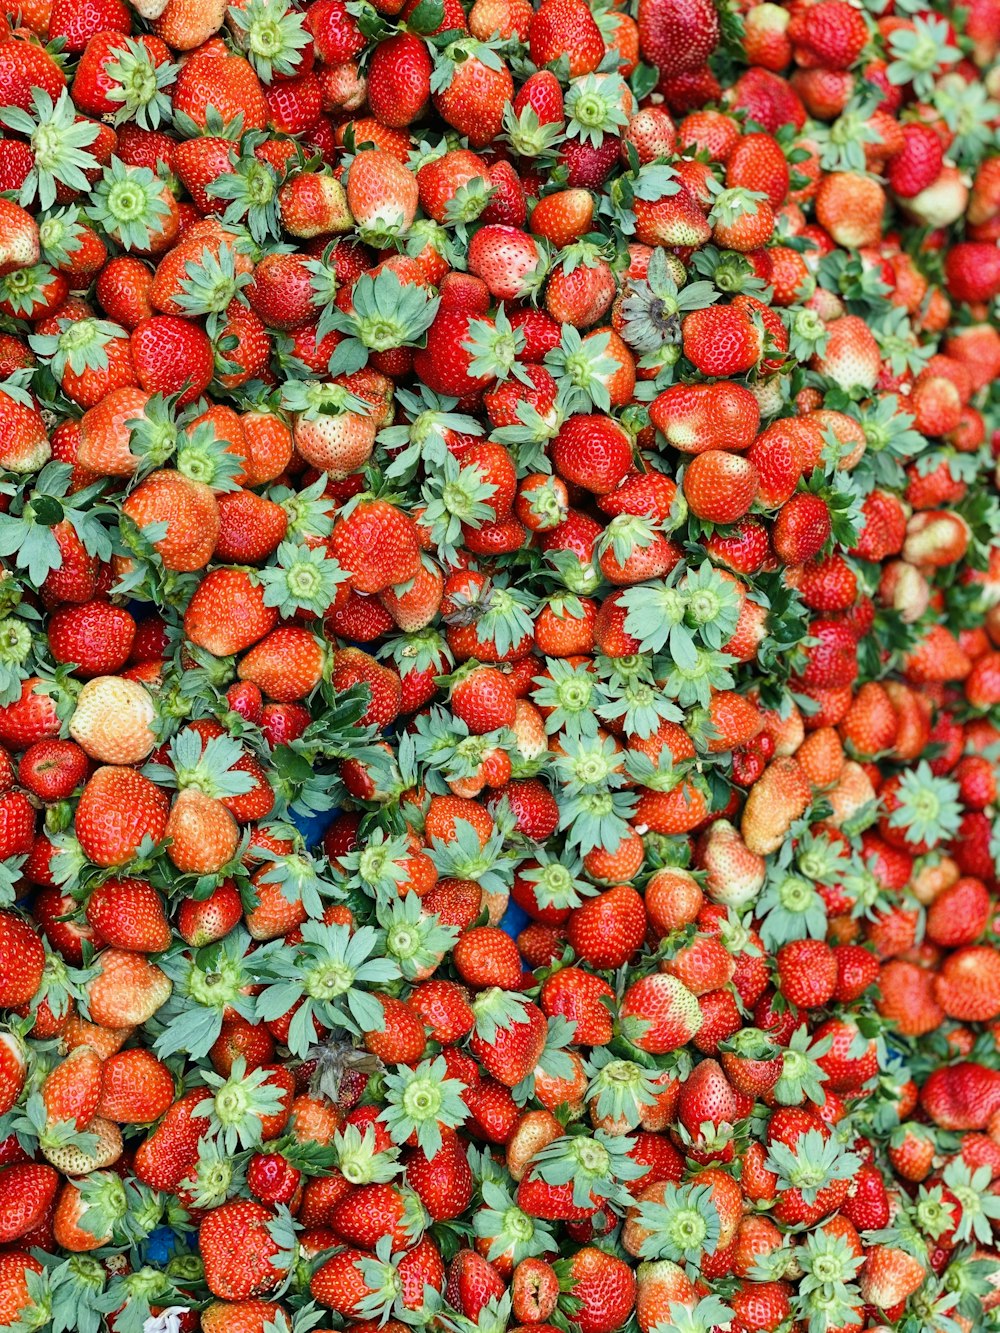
[[634, 1180, 723, 1266], [228, 0, 312, 84], [333, 1121, 401, 1186], [765, 1127, 861, 1204], [546, 326, 620, 416], [771, 1026, 831, 1106], [378, 891, 459, 980], [564, 74, 631, 148], [528, 1128, 644, 1210], [87, 159, 173, 253], [586, 1047, 664, 1130], [103, 39, 179, 129], [463, 307, 528, 385], [259, 540, 347, 618], [328, 268, 441, 369], [176, 243, 253, 320], [380, 1054, 468, 1157], [0, 90, 100, 212], [475, 1173, 555, 1266], [29, 317, 124, 383]]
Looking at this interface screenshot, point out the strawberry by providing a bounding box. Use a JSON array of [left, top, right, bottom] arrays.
[[620, 974, 702, 1053], [0, 911, 45, 1006], [740, 757, 812, 855], [84, 877, 171, 953], [552, 415, 633, 495], [96, 1047, 175, 1123], [772, 493, 831, 564], [75, 765, 169, 867], [200, 1199, 291, 1301], [638, 0, 720, 76], [682, 304, 762, 376], [0, 196, 40, 275], [446, 1248, 506, 1319], [684, 450, 758, 524], [469, 991, 547, 1086], [567, 884, 646, 969], [86, 946, 171, 1027], [529, 0, 604, 77], [775, 939, 837, 1009], [0, 1162, 60, 1243], [41, 1045, 103, 1130], [432, 41, 514, 149], [858, 1246, 926, 1311], [368, 32, 432, 127], [564, 1246, 637, 1333], [122, 468, 220, 572]]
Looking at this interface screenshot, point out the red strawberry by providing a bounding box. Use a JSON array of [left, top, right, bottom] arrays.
[[0, 911, 45, 1006], [638, 0, 720, 76], [0, 1162, 60, 1244], [620, 974, 703, 1053], [200, 1199, 290, 1301], [84, 878, 172, 953]]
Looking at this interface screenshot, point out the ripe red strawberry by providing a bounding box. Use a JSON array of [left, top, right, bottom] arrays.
[[75, 766, 170, 867], [96, 1048, 175, 1123], [621, 974, 702, 1053], [200, 1199, 290, 1301], [529, 0, 604, 76], [368, 33, 432, 127], [682, 304, 762, 376], [130, 314, 214, 406], [772, 493, 831, 564], [551, 415, 633, 495], [407, 1134, 473, 1221], [84, 878, 172, 953], [567, 884, 646, 970], [446, 1248, 506, 1319], [638, 0, 720, 76], [0, 911, 45, 1007], [0, 1162, 60, 1244], [775, 939, 837, 1008], [684, 450, 758, 523], [564, 1247, 637, 1333], [432, 41, 514, 148], [469, 993, 547, 1086]]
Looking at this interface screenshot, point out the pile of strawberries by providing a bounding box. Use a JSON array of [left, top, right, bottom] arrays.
[[2, 0, 1000, 1327]]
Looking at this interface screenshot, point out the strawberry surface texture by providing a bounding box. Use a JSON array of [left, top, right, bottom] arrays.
[[2, 0, 1000, 1331]]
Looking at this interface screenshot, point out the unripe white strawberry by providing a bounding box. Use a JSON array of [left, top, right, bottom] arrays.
[[69, 676, 157, 765]]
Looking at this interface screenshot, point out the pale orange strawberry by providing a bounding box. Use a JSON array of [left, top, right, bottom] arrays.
[[740, 757, 812, 855], [86, 948, 172, 1028], [165, 788, 240, 875]]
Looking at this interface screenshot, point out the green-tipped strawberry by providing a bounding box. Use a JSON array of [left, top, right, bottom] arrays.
[[619, 973, 703, 1054]]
